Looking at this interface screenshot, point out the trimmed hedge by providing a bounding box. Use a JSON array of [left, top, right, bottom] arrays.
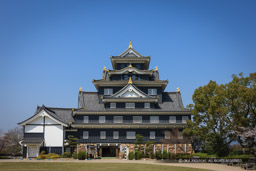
[[72, 151, 86, 160], [37, 153, 60, 159], [128, 151, 144, 160], [61, 152, 72, 158]]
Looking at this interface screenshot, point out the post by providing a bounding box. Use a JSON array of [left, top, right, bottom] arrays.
[[133, 146, 135, 160], [175, 144, 176, 154], [161, 144, 163, 160], [153, 145, 155, 154], [77, 144, 78, 160], [185, 144, 187, 154], [144, 144, 146, 156], [26, 146, 29, 159]]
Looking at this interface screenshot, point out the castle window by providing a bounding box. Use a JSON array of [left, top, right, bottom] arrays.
[[148, 89, 157, 95], [133, 116, 142, 123], [126, 103, 135, 108], [126, 131, 136, 139], [150, 116, 159, 123], [104, 88, 113, 95], [144, 103, 150, 109], [165, 131, 170, 139], [114, 116, 123, 123], [169, 116, 176, 123], [182, 116, 188, 123], [83, 131, 89, 139], [99, 116, 105, 123], [113, 131, 119, 139], [83, 116, 89, 123], [150, 131, 155, 139], [110, 103, 116, 109], [123, 74, 129, 80], [100, 131, 106, 139], [178, 130, 183, 139]]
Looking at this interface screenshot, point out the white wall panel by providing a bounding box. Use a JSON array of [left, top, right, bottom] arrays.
[[45, 117, 59, 124], [25, 125, 43, 133], [44, 125, 63, 146], [29, 117, 44, 124]]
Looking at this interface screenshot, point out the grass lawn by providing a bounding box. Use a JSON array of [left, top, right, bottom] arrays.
[[0, 162, 210, 171]]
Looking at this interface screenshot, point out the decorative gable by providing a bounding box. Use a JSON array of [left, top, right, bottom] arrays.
[[121, 49, 141, 57], [112, 84, 148, 98]]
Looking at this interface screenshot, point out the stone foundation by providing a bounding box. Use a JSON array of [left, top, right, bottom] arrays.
[[77, 143, 193, 159]]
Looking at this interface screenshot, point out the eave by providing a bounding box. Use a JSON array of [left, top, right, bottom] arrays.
[[108, 66, 154, 76], [73, 110, 191, 116], [102, 98, 158, 103], [71, 123, 187, 129], [111, 56, 151, 70], [92, 80, 169, 90]]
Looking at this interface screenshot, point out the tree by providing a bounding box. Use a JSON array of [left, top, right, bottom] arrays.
[[183, 81, 234, 156], [183, 73, 256, 156], [135, 134, 144, 144], [65, 135, 78, 152], [226, 73, 256, 154], [4, 127, 23, 155], [0, 129, 8, 153]]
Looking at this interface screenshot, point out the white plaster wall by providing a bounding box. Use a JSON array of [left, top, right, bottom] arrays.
[[25, 125, 43, 133], [29, 117, 44, 124], [44, 125, 63, 146], [45, 117, 59, 124]]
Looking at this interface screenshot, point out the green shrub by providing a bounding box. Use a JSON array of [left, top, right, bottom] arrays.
[[135, 151, 143, 160], [40, 151, 46, 155], [155, 151, 162, 160], [72, 151, 86, 160], [128, 151, 134, 160], [61, 152, 72, 158], [37, 153, 60, 160], [46, 153, 60, 159], [72, 152, 77, 159], [169, 153, 176, 160], [150, 152, 155, 159], [163, 150, 168, 160]]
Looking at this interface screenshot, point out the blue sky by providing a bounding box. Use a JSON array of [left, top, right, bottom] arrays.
[[0, 0, 255, 130]]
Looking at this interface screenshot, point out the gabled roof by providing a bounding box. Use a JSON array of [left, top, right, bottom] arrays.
[[119, 41, 143, 57], [102, 82, 158, 103], [119, 48, 143, 57], [110, 82, 153, 98], [22, 137, 44, 145], [77, 90, 188, 112], [18, 105, 73, 126], [107, 66, 154, 76]]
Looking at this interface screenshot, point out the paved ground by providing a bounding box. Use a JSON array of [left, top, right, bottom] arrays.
[[0, 159, 253, 171]]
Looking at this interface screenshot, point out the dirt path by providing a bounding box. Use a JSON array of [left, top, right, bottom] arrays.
[[0, 159, 253, 171]]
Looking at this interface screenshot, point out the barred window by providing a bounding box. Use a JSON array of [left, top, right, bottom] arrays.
[[165, 131, 170, 139], [104, 88, 113, 95], [100, 131, 106, 139], [150, 131, 155, 139], [178, 130, 183, 139], [113, 131, 119, 139], [148, 89, 157, 95], [83, 116, 89, 123], [83, 131, 89, 139], [133, 116, 142, 123], [110, 103, 116, 109], [114, 116, 123, 123], [125, 103, 135, 108], [126, 131, 136, 139], [99, 116, 105, 123], [182, 116, 188, 123], [144, 103, 150, 109], [150, 116, 159, 123], [169, 116, 176, 123]]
